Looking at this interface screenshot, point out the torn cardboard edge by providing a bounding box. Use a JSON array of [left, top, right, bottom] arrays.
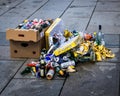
[[6, 29, 44, 42]]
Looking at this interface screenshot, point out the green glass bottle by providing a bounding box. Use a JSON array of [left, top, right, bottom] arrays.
[[55, 63, 64, 76], [21, 67, 32, 75]]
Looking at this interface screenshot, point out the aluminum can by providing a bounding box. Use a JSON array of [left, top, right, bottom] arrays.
[[60, 60, 75, 69]]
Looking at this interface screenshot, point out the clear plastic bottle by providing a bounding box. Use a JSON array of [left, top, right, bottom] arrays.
[[101, 33, 105, 45]]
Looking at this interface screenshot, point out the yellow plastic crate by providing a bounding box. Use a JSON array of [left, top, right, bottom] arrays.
[[53, 35, 82, 56]]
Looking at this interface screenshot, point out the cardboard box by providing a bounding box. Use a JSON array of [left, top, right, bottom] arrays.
[[6, 29, 44, 42], [9, 37, 45, 58]]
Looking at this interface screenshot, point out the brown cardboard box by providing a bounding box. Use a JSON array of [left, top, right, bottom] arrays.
[[10, 37, 45, 58], [6, 29, 44, 42]]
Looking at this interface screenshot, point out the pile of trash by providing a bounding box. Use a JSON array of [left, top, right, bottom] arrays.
[[21, 23, 115, 80]]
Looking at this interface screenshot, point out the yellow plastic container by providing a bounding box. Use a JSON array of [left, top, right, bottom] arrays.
[[53, 35, 82, 56]]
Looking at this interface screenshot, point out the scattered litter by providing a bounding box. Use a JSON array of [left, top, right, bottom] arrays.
[[6, 18, 115, 80]]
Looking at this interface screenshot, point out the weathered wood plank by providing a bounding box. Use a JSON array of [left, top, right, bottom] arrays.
[[0, 60, 25, 93], [60, 62, 119, 96], [0, 0, 49, 32], [0, 79, 64, 96]]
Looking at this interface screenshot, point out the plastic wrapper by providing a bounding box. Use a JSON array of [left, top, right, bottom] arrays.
[[53, 35, 82, 56], [45, 18, 65, 50]]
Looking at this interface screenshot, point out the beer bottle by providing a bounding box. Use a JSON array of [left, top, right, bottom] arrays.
[[40, 60, 46, 78], [55, 63, 64, 76], [21, 67, 32, 75]]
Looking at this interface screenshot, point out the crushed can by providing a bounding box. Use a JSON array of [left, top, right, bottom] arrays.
[[60, 60, 75, 69], [46, 67, 55, 80]]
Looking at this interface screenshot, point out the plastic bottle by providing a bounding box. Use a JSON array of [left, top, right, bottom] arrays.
[[90, 51, 96, 61], [101, 33, 105, 45], [17, 23, 24, 29]]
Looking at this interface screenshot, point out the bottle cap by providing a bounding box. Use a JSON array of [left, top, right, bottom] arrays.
[[59, 70, 64, 76], [99, 25, 102, 30]]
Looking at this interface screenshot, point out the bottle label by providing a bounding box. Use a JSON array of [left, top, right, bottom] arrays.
[[61, 61, 75, 68], [40, 69, 44, 77]]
